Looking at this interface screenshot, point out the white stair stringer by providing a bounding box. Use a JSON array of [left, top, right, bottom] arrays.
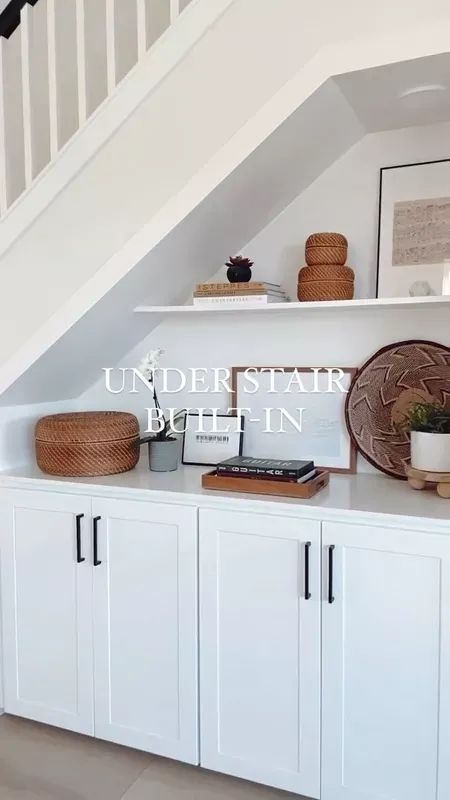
[[1, 0, 450, 404]]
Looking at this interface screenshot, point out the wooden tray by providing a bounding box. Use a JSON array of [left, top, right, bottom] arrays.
[[202, 469, 330, 498]]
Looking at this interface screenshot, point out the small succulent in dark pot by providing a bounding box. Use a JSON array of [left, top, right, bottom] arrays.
[[226, 255, 254, 283]]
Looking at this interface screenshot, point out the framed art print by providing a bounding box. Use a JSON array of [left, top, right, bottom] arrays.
[[182, 413, 244, 467], [230, 367, 356, 474], [377, 159, 450, 298]]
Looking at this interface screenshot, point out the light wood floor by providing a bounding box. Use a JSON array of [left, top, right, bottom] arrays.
[[0, 715, 305, 799]]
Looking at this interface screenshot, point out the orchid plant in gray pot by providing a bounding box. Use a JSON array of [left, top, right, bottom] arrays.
[[138, 349, 185, 472]]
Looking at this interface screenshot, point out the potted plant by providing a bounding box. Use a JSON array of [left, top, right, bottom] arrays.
[[404, 401, 450, 472], [226, 255, 253, 283], [137, 349, 185, 472]]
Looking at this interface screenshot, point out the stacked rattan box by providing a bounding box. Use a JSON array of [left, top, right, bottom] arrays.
[[297, 233, 354, 301], [35, 411, 140, 477]]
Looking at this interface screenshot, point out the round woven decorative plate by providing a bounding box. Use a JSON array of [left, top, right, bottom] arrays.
[[345, 340, 450, 479]]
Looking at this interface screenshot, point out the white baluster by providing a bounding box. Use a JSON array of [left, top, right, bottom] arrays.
[[83, 0, 108, 117], [20, 3, 33, 187], [20, 0, 51, 182], [76, 0, 87, 125], [136, 0, 147, 60], [47, 0, 58, 158], [47, 0, 79, 154], [0, 27, 25, 207], [170, 0, 180, 23], [106, 0, 116, 94], [0, 39, 7, 213]]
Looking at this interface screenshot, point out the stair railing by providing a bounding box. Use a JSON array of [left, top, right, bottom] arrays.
[[0, 0, 192, 215]]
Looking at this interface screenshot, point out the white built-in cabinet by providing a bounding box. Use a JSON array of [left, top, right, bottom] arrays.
[[0, 490, 94, 735], [199, 508, 321, 798], [91, 497, 198, 762], [321, 521, 450, 800], [198, 510, 450, 800], [0, 489, 198, 764], [1, 485, 450, 800]]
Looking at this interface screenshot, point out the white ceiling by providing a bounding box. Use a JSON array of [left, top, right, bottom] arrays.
[[336, 53, 450, 132]]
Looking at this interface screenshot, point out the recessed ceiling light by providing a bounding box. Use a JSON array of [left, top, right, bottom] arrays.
[[399, 84, 447, 99]]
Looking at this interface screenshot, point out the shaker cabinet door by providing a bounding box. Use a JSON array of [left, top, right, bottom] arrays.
[[322, 521, 450, 800], [0, 489, 94, 734], [92, 497, 198, 763], [199, 508, 321, 798]]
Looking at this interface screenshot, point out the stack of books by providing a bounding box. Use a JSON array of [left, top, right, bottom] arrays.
[[193, 282, 289, 307], [217, 456, 316, 484]]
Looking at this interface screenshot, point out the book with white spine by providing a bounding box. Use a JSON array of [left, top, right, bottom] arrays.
[[193, 294, 289, 307]]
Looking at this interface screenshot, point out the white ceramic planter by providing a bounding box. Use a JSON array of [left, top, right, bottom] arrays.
[[410, 430, 450, 473], [147, 438, 179, 472]]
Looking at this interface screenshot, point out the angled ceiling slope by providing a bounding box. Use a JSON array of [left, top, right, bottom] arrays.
[[1, 78, 364, 404], [2, 42, 450, 404]]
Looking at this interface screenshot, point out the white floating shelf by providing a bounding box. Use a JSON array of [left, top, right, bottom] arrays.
[[134, 295, 450, 315]]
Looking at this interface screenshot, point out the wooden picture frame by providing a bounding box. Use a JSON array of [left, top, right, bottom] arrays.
[[230, 366, 357, 474]]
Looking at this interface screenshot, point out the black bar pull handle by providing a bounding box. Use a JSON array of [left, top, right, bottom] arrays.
[[76, 514, 85, 564], [93, 516, 102, 566], [328, 545, 335, 604], [304, 541, 311, 600]]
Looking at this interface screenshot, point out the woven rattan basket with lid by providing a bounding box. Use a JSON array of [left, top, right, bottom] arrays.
[[35, 411, 140, 477], [305, 232, 348, 266], [305, 233, 348, 248], [298, 264, 354, 282], [297, 279, 354, 301]]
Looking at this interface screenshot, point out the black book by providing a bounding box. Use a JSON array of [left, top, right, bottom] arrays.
[[218, 468, 317, 484], [217, 456, 314, 480]]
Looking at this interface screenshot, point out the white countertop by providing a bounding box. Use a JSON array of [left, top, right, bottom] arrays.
[[0, 461, 449, 532]]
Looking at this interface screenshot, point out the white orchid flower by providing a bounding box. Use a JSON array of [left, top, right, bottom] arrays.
[[137, 349, 164, 382]]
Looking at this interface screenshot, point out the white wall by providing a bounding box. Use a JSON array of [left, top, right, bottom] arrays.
[[3, 0, 450, 402], [242, 120, 450, 302], [79, 121, 450, 475], [2, 6, 450, 474], [0, 399, 81, 470], [0, 0, 328, 364]]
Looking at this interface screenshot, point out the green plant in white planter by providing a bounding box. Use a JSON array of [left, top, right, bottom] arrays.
[[137, 349, 185, 472], [403, 402, 450, 473]]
